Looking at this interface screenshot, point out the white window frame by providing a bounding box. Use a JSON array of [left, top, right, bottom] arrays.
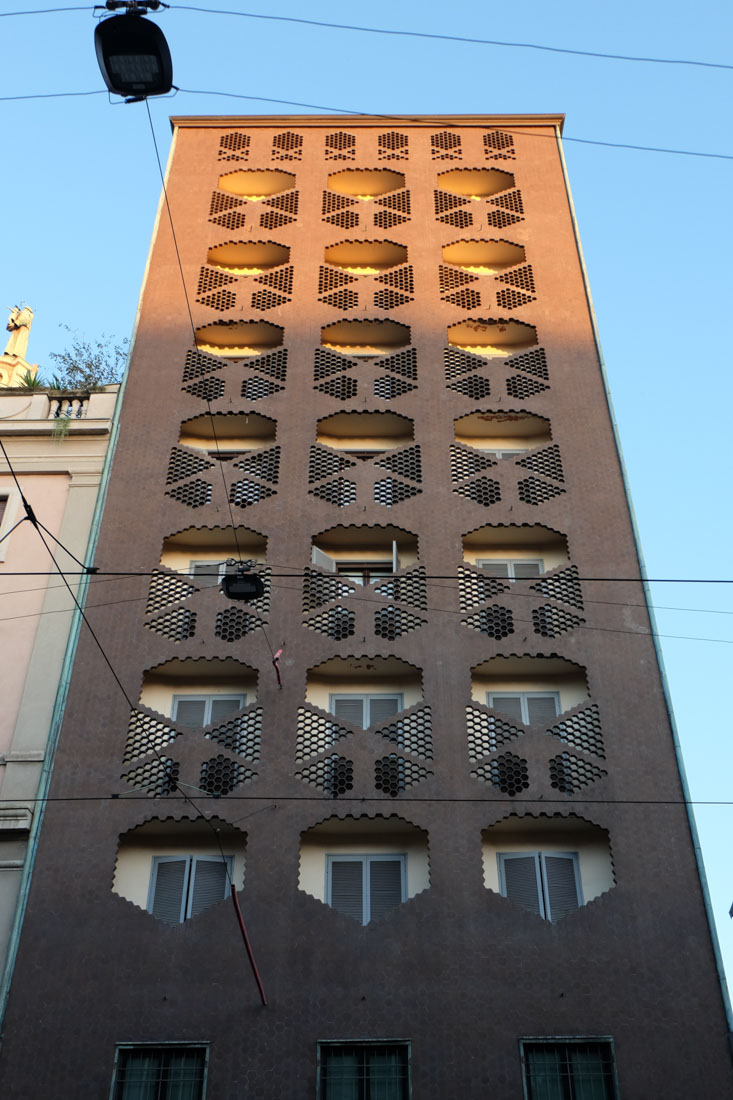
[[147, 854, 233, 924], [312, 540, 401, 577], [483, 447, 527, 459], [0, 488, 22, 563], [486, 691, 560, 724], [497, 851, 583, 921], [326, 853, 406, 925], [171, 694, 246, 726], [329, 693, 403, 729], [476, 558, 544, 579]]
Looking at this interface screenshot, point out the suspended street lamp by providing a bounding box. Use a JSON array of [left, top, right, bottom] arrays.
[[94, 1, 173, 99], [220, 561, 266, 603]]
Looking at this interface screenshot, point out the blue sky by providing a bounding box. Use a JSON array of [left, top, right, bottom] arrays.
[[3, 1, 733, 984]]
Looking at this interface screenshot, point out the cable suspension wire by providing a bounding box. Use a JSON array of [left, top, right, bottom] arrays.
[[2, 793, 733, 808]]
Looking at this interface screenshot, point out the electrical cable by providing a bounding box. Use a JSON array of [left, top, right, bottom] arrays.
[[2, 793, 733, 808]]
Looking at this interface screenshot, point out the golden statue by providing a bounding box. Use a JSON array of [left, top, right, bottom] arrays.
[[0, 305, 38, 386]]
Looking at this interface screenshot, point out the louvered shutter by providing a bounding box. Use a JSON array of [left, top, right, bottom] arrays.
[[188, 857, 230, 918], [368, 859, 403, 922], [151, 858, 188, 923], [0, 498, 6, 527], [500, 853, 543, 916], [526, 694, 559, 724], [173, 698, 207, 727], [477, 560, 511, 577], [488, 694, 524, 722], [312, 546, 337, 572], [512, 561, 542, 579], [542, 853, 581, 922], [191, 561, 222, 587], [332, 697, 366, 727], [210, 696, 244, 723], [367, 696, 401, 726], [329, 859, 365, 923]]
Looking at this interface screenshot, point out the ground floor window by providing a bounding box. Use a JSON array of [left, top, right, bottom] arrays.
[[112, 1044, 207, 1100], [521, 1039, 617, 1100], [318, 1041, 409, 1100]]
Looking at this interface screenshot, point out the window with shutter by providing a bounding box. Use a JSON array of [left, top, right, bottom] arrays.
[[149, 855, 232, 923], [477, 558, 543, 578], [488, 691, 559, 724], [498, 851, 581, 922], [172, 694, 245, 727], [330, 694, 402, 729], [327, 855, 405, 924], [190, 560, 226, 587]]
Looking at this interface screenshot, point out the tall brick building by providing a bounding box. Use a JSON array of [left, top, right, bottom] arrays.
[[0, 115, 730, 1098]]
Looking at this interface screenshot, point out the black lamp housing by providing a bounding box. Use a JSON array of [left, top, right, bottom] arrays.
[[94, 14, 173, 98], [221, 570, 266, 603]]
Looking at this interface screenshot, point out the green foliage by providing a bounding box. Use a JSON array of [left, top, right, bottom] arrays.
[[17, 369, 44, 390], [48, 325, 128, 390]]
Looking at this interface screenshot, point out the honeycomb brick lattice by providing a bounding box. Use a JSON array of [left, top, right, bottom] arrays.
[[452, 477, 501, 507], [446, 287, 482, 310], [532, 604, 585, 639], [547, 705, 605, 759], [506, 374, 550, 400], [212, 208, 248, 232], [251, 289, 287, 311], [256, 265, 294, 296], [374, 375, 418, 401], [377, 347, 418, 379], [295, 754, 354, 797], [549, 752, 607, 794], [302, 569, 357, 611], [450, 445, 497, 483], [466, 706, 523, 760], [218, 132, 250, 162], [374, 446, 422, 483], [241, 376, 285, 401], [373, 479, 423, 507], [319, 266, 358, 297], [443, 347, 487, 380], [485, 209, 522, 230], [321, 289, 360, 311], [376, 265, 414, 294], [497, 287, 534, 310], [374, 209, 409, 231], [236, 446, 281, 484], [260, 210, 292, 231], [215, 606, 261, 641], [322, 192, 357, 217], [295, 709, 353, 762], [200, 755, 255, 796], [472, 752, 530, 796], [244, 348, 288, 382], [376, 707, 433, 760], [271, 131, 303, 161], [447, 375, 492, 400], [506, 347, 549, 380], [440, 209, 474, 230], [122, 756, 179, 797], [483, 131, 516, 160], [305, 605, 356, 640], [434, 191, 470, 216], [206, 707, 263, 759], [209, 191, 244, 218], [529, 566, 584, 610], [145, 571, 198, 615], [199, 288, 237, 312], [431, 131, 462, 160], [462, 604, 515, 640], [123, 710, 180, 763], [324, 210, 360, 230], [439, 266, 478, 295], [498, 263, 536, 294], [374, 755, 432, 797], [145, 608, 197, 642], [325, 132, 356, 160], [183, 375, 227, 402], [516, 445, 564, 483], [373, 567, 428, 610], [182, 349, 226, 383], [229, 480, 277, 509], [315, 375, 360, 401], [308, 478, 357, 508], [376, 190, 411, 215], [166, 447, 215, 486], [490, 189, 524, 215], [517, 478, 567, 506], [374, 606, 427, 639], [374, 288, 412, 311], [164, 479, 213, 509], [197, 267, 237, 297], [457, 567, 510, 611], [378, 132, 409, 160], [308, 445, 356, 484]]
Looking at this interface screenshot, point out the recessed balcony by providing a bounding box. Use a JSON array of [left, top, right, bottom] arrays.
[[324, 240, 407, 274], [454, 410, 550, 456], [159, 524, 267, 580], [438, 168, 515, 199], [327, 169, 405, 200], [306, 655, 423, 719], [217, 169, 295, 199], [195, 320, 283, 357], [442, 239, 525, 274], [178, 412, 275, 458], [137, 657, 258, 723], [317, 411, 413, 455], [462, 524, 569, 577], [206, 241, 290, 275], [321, 319, 410, 357], [311, 523, 419, 582], [472, 656, 589, 722], [447, 318, 536, 357]]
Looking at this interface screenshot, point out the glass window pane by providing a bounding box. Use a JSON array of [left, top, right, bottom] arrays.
[[173, 699, 207, 727], [488, 694, 524, 722], [322, 1049, 360, 1100]]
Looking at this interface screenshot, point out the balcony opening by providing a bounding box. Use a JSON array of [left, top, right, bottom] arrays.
[[472, 656, 589, 722], [441, 238, 525, 274], [159, 524, 267, 582], [195, 320, 283, 357], [324, 240, 407, 274], [137, 657, 257, 724], [317, 411, 413, 457], [306, 655, 422, 724], [448, 318, 536, 357], [321, 319, 410, 357], [311, 523, 418, 585], [299, 814, 429, 924], [462, 523, 569, 578], [113, 817, 246, 923], [217, 169, 295, 199], [327, 169, 405, 200], [206, 241, 290, 275], [438, 167, 515, 199], [482, 813, 614, 921], [178, 412, 275, 461], [454, 410, 550, 458]]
